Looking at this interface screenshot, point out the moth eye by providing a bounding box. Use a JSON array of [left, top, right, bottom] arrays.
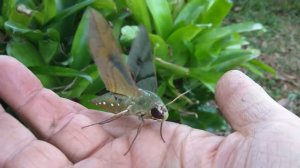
[[151, 108, 164, 119]]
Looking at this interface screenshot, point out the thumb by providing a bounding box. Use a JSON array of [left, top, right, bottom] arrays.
[[215, 70, 297, 131]]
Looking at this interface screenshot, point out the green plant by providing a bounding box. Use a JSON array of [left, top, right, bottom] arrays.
[[0, 0, 275, 131]]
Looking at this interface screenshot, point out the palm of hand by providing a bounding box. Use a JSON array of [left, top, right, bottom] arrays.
[[1, 56, 300, 168]]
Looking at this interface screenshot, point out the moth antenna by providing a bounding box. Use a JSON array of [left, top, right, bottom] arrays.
[[166, 89, 191, 106]]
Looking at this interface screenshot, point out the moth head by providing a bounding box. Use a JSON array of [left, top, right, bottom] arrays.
[[150, 103, 168, 121]]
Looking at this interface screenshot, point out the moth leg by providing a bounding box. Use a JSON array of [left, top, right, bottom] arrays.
[[123, 115, 144, 156], [82, 107, 130, 129]]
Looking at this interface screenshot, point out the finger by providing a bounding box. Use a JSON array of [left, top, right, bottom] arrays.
[[0, 56, 112, 162], [215, 70, 298, 131], [0, 105, 72, 167]]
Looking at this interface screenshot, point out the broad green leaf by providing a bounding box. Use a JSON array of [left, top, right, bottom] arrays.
[[157, 81, 167, 97], [61, 65, 103, 98], [194, 22, 264, 60], [44, 0, 95, 29], [36, 74, 59, 88], [190, 68, 223, 92], [168, 0, 185, 19], [0, 16, 5, 28], [150, 34, 169, 60], [8, 3, 33, 26], [181, 105, 226, 130], [38, 39, 59, 63], [34, 0, 56, 25], [30, 66, 93, 83], [2, 0, 16, 19], [70, 8, 92, 70], [4, 21, 43, 41], [242, 63, 264, 78], [92, 0, 117, 11], [167, 24, 209, 44], [126, 0, 152, 30], [146, 0, 173, 38], [6, 39, 44, 67], [46, 28, 60, 41], [200, 0, 232, 27], [174, 0, 207, 25], [170, 42, 191, 65], [210, 49, 260, 71], [248, 59, 276, 76]]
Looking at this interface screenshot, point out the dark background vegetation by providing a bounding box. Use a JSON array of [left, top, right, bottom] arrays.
[[0, 0, 298, 133]]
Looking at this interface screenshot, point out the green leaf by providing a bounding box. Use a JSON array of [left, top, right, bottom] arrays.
[[200, 0, 233, 27], [4, 21, 43, 41], [190, 69, 223, 92], [36, 74, 59, 88], [150, 34, 169, 60], [70, 8, 92, 70], [30, 66, 93, 83], [2, 0, 16, 19], [6, 39, 44, 67], [0, 16, 4, 29], [44, 0, 95, 29], [126, 0, 151, 30], [167, 24, 209, 44], [146, 0, 173, 38], [194, 22, 264, 61], [210, 49, 260, 71], [34, 0, 56, 25], [9, 3, 33, 26], [38, 39, 59, 63], [157, 81, 167, 97], [242, 62, 264, 78], [249, 59, 276, 76], [181, 104, 226, 130], [168, 0, 185, 19], [61, 65, 103, 98], [92, 0, 117, 11], [174, 0, 208, 25]]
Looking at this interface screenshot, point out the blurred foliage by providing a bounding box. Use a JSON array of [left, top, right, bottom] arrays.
[[0, 0, 275, 132]]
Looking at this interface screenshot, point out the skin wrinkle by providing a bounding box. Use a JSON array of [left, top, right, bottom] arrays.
[[157, 124, 179, 168], [244, 139, 254, 168], [4, 139, 36, 168], [82, 132, 113, 160], [180, 127, 194, 168], [14, 87, 43, 114], [225, 135, 245, 168], [46, 113, 77, 142], [208, 136, 223, 166]]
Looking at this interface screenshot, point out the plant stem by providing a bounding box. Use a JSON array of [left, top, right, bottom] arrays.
[[155, 57, 189, 77]]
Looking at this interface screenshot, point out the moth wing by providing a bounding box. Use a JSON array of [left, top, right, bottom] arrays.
[[91, 93, 129, 113], [128, 26, 157, 92], [88, 9, 140, 97]]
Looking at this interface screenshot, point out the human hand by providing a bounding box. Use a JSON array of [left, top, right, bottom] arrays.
[[0, 56, 300, 168]]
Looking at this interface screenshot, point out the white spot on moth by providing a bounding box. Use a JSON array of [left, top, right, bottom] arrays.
[[117, 103, 120, 106], [110, 103, 114, 106], [103, 102, 106, 105]]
